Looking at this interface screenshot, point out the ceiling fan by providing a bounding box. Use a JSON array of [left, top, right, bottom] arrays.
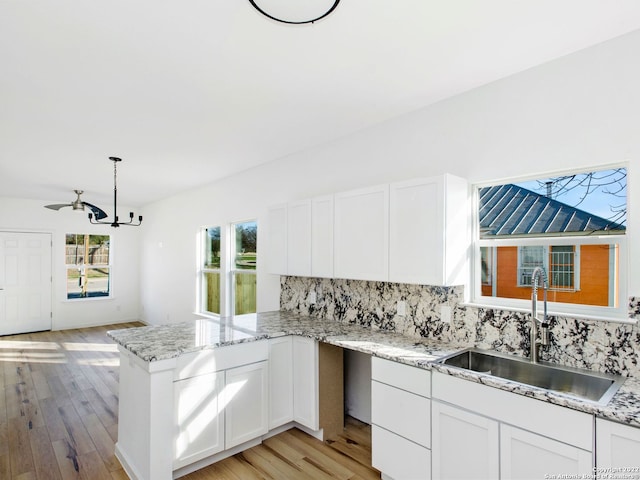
[[44, 189, 108, 220]]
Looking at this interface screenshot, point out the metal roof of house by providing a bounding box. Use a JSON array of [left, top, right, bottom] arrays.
[[479, 184, 625, 237]]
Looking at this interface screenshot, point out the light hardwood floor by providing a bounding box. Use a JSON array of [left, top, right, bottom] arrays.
[[1, 324, 380, 480]]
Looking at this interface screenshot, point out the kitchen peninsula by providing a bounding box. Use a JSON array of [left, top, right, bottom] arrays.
[[108, 311, 640, 480]]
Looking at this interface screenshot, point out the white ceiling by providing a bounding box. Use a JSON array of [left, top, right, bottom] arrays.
[[2, 0, 640, 207]]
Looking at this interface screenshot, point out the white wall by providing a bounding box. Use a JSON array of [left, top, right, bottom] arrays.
[[140, 29, 640, 325], [0, 196, 141, 330]]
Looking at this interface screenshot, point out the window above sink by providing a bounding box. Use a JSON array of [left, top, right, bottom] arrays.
[[471, 164, 628, 321]]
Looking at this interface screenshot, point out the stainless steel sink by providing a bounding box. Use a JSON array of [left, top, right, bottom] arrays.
[[437, 348, 625, 405]]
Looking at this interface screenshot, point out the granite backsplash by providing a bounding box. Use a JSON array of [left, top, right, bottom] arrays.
[[280, 276, 640, 378]]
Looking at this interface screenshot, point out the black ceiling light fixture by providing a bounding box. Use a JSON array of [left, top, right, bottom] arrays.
[[88, 157, 143, 228], [248, 0, 341, 25]]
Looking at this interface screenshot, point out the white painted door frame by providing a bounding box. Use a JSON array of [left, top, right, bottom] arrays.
[[0, 231, 53, 336]]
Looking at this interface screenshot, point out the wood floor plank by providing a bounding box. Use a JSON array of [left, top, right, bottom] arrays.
[[81, 412, 121, 472], [76, 450, 113, 480], [262, 435, 337, 480], [288, 428, 380, 480], [30, 370, 52, 400], [57, 403, 97, 456], [29, 425, 62, 480], [0, 420, 8, 457], [109, 469, 130, 480], [39, 396, 69, 443], [216, 456, 267, 480], [14, 471, 37, 480], [275, 430, 355, 480], [8, 416, 35, 477], [82, 387, 118, 428], [0, 453, 10, 479], [52, 438, 82, 479]]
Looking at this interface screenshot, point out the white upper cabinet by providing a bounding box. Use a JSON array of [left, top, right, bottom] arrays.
[[311, 195, 334, 278], [287, 200, 312, 277], [267, 173, 469, 284], [389, 174, 469, 286], [334, 184, 389, 281], [266, 204, 287, 275]]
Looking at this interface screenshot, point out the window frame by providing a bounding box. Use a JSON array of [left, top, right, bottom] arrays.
[[230, 219, 257, 316], [199, 226, 223, 316], [64, 233, 112, 301], [471, 168, 628, 321]]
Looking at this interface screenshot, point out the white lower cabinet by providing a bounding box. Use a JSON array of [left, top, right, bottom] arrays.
[[431, 401, 499, 480], [224, 361, 269, 449], [172, 341, 269, 470], [371, 357, 431, 480], [293, 336, 319, 430], [500, 424, 592, 480], [173, 371, 225, 469], [268, 336, 294, 429], [432, 371, 593, 480], [596, 418, 640, 469]]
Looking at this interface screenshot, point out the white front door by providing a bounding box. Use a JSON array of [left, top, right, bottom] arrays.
[[0, 232, 52, 336]]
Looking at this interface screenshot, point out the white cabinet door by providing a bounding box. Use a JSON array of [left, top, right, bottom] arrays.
[[596, 418, 640, 469], [432, 401, 499, 480], [373, 425, 431, 480], [334, 184, 389, 281], [389, 175, 468, 286], [268, 336, 294, 429], [287, 200, 312, 276], [266, 204, 287, 275], [311, 195, 334, 278], [173, 371, 225, 469], [501, 424, 592, 480], [224, 361, 269, 449], [292, 336, 319, 430]]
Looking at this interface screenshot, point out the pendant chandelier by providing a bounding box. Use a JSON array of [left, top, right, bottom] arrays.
[[88, 157, 143, 228], [248, 0, 341, 25]]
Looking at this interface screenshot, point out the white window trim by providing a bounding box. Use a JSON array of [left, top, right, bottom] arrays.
[[472, 234, 628, 321], [65, 234, 112, 301], [197, 226, 224, 318], [230, 219, 257, 316], [470, 163, 631, 322]]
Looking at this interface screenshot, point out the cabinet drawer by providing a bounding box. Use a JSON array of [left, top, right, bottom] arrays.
[[372, 356, 430, 397], [372, 380, 430, 448], [174, 340, 268, 381], [373, 425, 431, 480]]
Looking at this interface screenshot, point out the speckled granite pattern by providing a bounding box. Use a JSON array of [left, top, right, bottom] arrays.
[[281, 276, 640, 378], [630, 296, 640, 320], [108, 310, 640, 427], [107, 310, 465, 365]]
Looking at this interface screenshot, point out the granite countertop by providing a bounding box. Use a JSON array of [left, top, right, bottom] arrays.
[[107, 310, 640, 428]]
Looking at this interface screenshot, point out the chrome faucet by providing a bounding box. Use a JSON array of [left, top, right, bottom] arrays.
[[530, 267, 550, 363]]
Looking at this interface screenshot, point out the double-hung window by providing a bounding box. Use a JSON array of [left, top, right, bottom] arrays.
[[199, 220, 257, 316], [231, 220, 257, 315], [65, 234, 111, 299], [201, 226, 222, 315], [474, 166, 627, 319]]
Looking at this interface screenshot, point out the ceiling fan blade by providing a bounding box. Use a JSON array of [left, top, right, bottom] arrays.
[[44, 203, 72, 211], [83, 202, 108, 220]]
